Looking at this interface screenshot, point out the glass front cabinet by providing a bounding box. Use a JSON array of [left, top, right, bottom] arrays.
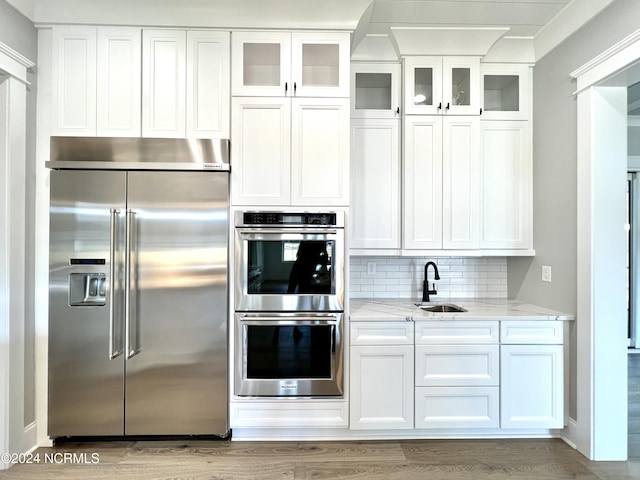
[[480, 64, 531, 121], [404, 56, 480, 116], [351, 63, 401, 119], [232, 31, 350, 97]]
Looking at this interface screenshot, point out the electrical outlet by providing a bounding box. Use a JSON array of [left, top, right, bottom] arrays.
[[542, 265, 552, 283], [367, 262, 376, 276]]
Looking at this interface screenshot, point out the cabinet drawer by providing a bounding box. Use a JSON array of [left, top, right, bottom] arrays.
[[415, 386, 500, 429], [415, 345, 499, 386], [415, 321, 499, 345], [350, 321, 414, 345], [500, 321, 563, 344]]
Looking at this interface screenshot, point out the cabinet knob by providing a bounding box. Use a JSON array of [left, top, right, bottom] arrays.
[[446, 103, 450, 110], [480, 107, 483, 115], [438, 102, 442, 110], [396, 107, 400, 115], [285, 82, 288, 94]]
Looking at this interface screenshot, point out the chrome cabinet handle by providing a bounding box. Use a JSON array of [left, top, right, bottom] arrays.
[[125, 209, 140, 359], [109, 209, 123, 360]]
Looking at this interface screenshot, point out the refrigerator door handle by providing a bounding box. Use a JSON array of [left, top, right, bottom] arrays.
[[109, 209, 123, 360], [125, 209, 140, 359]]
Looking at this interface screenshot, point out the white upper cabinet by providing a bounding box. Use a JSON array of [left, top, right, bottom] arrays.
[[53, 26, 142, 137], [232, 31, 350, 97], [52, 26, 229, 139], [52, 27, 98, 136], [142, 30, 187, 138], [142, 29, 230, 138], [96, 28, 142, 136], [404, 56, 480, 116], [403, 115, 479, 250], [480, 64, 531, 121], [186, 30, 231, 138], [351, 63, 401, 119], [231, 96, 349, 206]]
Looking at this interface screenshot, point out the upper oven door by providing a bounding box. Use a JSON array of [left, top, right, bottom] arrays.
[[234, 227, 344, 312]]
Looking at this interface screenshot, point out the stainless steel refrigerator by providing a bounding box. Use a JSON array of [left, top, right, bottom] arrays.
[[47, 137, 230, 438]]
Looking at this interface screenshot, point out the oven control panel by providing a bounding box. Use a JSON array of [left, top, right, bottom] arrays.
[[239, 212, 343, 227]]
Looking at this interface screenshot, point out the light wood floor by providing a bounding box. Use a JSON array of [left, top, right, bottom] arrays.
[[629, 352, 640, 458], [1, 437, 639, 480]]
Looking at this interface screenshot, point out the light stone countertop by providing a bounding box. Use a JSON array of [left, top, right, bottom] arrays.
[[349, 298, 575, 322]]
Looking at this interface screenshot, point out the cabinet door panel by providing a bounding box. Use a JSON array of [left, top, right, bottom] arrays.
[[97, 27, 141, 137], [350, 119, 400, 249], [415, 386, 499, 429], [187, 31, 230, 138], [403, 116, 443, 249], [501, 345, 564, 428], [52, 27, 97, 136], [415, 345, 499, 386], [142, 30, 186, 137], [291, 98, 349, 206], [231, 97, 291, 205], [480, 121, 531, 249], [443, 116, 479, 249], [350, 345, 414, 430]]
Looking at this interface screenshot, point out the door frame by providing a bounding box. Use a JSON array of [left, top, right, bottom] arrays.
[[570, 29, 640, 461]]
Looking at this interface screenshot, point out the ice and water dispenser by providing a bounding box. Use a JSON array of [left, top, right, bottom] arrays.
[[68, 259, 106, 306]]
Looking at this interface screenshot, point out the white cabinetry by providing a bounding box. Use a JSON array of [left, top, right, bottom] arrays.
[[481, 64, 530, 121], [404, 56, 480, 116], [414, 321, 500, 429], [349, 322, 414, 430], [52, 26, 141, 136], [480, 121, 531, 249], [232, 31, 350, 98], [51, 26, 229, 139], [350, 63, 401, 250], [231, 96, 349, 206], [500, 321, 564, 429], [404, 115, 479, 250], [231, 30, 350, 207], [142, 29, 230, 138]]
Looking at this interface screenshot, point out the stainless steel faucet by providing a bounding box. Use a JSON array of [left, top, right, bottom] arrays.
[[422, 261, 440, 302]]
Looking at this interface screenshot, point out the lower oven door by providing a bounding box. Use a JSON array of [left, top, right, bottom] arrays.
[[235, 312, 344, 397]]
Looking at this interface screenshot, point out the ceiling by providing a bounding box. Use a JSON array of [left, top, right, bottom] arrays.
[[364, 0, 574, 38]]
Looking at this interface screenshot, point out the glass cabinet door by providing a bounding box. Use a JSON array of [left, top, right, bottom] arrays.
[[231, 31, 291, 96], [480, 64, 530, 120], [442, 57, 480, 115], [292, 32, 350, 98], [404, 57, 442, 115], [351, 63, 401, 118]]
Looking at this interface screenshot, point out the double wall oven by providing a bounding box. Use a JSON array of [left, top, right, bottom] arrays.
[[234, 211, 345, 397]]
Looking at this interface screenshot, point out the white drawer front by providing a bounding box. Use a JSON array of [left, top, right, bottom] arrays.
[[415, 386, 500, 429], [415, 321, 499, 345], [415, 345, 500, 386], [350, 321, 414, 345], [500, 321, 563, 344]]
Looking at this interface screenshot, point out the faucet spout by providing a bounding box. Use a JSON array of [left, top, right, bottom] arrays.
[[422, 261, 440, 302]]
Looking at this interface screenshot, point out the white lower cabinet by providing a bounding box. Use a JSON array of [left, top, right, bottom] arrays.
[[349, 322, 414, 430], [500, 321, 564, 429], [349, 319, 566, 433], [414, 321, 500, 429]]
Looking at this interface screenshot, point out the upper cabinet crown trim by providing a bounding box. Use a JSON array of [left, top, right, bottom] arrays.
[[390, 27, 509, 57]]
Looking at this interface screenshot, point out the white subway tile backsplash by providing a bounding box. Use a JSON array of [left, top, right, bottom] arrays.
[[349, 256, 508, 300]]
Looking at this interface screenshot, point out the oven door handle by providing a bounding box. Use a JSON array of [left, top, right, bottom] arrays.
[[237, 228, 339, 235], [237, 313, 341, 324]]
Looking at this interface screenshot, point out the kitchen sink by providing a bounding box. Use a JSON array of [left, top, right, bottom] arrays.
[[416, 303, 467, 313]]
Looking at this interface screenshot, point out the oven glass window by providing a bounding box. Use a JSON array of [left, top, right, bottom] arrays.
[[246, 325, 333, 379], [247, 240, 334, 294]]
